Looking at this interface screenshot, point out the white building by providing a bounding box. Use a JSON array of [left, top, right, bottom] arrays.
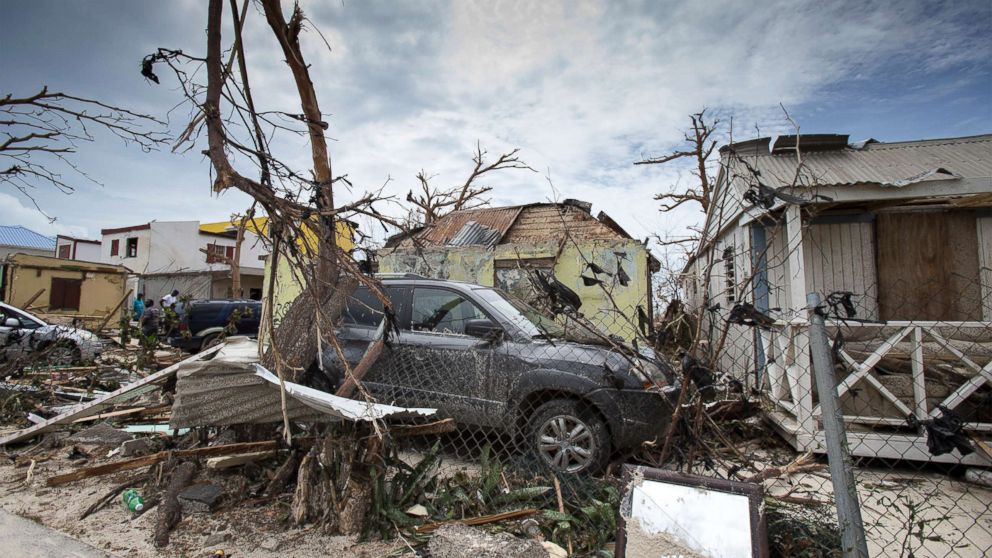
[[100, 220, 270, 303], [55, 234, 102, 262], [682, 133, 992, 466]]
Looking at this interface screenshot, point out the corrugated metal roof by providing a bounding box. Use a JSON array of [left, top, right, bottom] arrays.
[[413, 206, 524, 246], [723, 134, 992, 189], [0, 225, 55, 250], [447, 221, 502, 246], [391, 203, 636, 248]]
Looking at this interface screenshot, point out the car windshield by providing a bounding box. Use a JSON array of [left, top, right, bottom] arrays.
[[474, 288, 565, 338], [2, 305, 45, 329]]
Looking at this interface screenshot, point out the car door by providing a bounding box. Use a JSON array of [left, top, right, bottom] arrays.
[[323, 285, 410, 397], [387, 287, 505, 427]]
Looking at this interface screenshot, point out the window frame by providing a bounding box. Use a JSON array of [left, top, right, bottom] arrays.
[[50, 277, 82, 311], [410, 286, 494, 336], [125, 237, 138, 258], [110, 239, 120, 257]]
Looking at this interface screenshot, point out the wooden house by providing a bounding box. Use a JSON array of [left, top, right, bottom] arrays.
[[682, 133, 992, 465]]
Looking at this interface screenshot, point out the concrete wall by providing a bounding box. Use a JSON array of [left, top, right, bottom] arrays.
[[56, 237, 102, 263], [102, 227, 152, 272], [141, 273, 213, 306], [379, 239, 654, 341], [1, 254, 128, 324]]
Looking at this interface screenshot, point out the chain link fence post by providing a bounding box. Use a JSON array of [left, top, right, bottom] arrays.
[[807, 292, 870, 558]]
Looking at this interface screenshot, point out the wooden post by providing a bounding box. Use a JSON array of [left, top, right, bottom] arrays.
[[784, 205, 815, 442], [22, 288, 46, 309], [95, 288, 133, 332], [910, 326, 928, 432]]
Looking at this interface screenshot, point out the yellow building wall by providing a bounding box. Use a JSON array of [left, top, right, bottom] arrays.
[[379, 240, 652, 341], [2, 254, 129, 326], [259, 220, 357, 333]]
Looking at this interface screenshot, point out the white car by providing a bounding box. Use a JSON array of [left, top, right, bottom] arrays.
[[0, 301, 103, 366]]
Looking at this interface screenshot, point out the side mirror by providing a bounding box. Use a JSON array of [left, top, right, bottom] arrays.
[[465, 318, 502, 340], [4, 318, 19, 328]]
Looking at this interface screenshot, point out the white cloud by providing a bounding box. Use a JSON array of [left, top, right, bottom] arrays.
[[3, 0, 988, 253], [0, 192, 91, 238]]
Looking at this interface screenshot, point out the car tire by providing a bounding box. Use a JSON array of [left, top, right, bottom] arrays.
[[528, 398, 611, 475], [200, 333, 222, 353], [45, 340, 80, 366]]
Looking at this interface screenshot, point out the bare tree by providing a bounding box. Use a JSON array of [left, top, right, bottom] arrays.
[[1, 87, 166, 216], [636, 109, 719, 214], [144, 0, 417, 533], [406, 142, 534, 225]]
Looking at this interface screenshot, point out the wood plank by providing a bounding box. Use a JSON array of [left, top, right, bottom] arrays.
[[206, 450, 278, 469], [46, 441, 278, 486], [72, 407, 146, 423], [0, 344, 224, 446], [877, 211, 982, 321], [414, 508, 539, 533]]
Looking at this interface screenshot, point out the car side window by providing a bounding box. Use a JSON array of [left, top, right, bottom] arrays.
[[343, 287, 405, 327], [411, 288, 486, 335]]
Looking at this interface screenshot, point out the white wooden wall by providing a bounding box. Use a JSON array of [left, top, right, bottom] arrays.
[[978, 214, 992, 321], [802, 221, 880, 320]]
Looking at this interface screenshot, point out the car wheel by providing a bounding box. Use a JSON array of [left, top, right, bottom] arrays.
[[45, 340, 80, 366], [529, 399, 611, 475], [200, 333, 222, 353]]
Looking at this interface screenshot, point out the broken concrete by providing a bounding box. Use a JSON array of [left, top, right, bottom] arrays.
[[428, 524, 549, 558], [178, 483, 224, 514], [67, 422, 133, 446], [119, 437, 154, 457]]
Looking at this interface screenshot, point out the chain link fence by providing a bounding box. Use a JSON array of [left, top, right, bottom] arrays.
[[684, 210, 992, 557]]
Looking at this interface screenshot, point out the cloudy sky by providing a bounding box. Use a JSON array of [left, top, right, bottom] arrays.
[[2, 0, 990, 249]]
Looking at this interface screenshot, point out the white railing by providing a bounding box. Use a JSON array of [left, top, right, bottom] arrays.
[[759, 319, 992, 463]]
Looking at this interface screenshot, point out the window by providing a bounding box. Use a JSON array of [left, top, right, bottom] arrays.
[[50, 277, 82, 311], [125, 237, 138, 258], [110, 239, 120, 257], [411, 288, 486, 335], [58, 244, 71, 259], [205, 244, 227, 263], [343, 287, 403, 327]]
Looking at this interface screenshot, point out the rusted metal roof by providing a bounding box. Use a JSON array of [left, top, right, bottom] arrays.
[[386, 201, 642, 248], [722, 134, 992, 189], [413, 206, 524, 246]]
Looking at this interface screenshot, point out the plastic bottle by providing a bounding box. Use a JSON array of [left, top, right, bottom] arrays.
[[122, 488, 145, 513]]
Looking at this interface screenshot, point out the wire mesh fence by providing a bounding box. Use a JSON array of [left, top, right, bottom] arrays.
[[682, 209, 992, 557]]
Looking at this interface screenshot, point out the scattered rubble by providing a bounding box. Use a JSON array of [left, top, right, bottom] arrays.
[[428, 523, 549, 558]]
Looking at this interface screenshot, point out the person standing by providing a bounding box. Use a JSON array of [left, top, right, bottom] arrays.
[[161, 289, 179, 309], [141, 299, 160, 338], [132, 293, 145, 321]]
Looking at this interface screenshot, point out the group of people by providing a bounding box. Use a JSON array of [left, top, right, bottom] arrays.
[[132, 289, 182, 338]]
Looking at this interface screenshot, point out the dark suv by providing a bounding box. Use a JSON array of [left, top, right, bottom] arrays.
[[319, 275, 675, 474], [168, 299, 262, 353]]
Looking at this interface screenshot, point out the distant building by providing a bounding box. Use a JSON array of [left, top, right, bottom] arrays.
[[0, 253, 129, 326], [100, 220, 270, 303], [379, 200, 659, 341], [55, 234, 102, 262], [0, 225, 55, 259]]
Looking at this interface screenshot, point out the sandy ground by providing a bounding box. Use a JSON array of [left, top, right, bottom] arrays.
[[761, 462, 992, 557], [0, 449, 410, 558]]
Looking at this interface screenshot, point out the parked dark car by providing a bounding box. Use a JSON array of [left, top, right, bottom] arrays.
[[168, 299, 262, 353], [317, 274, 676, 474]]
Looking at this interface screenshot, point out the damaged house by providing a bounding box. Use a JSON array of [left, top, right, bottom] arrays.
[[682, 133, 992, 465], [379, 200, 659, 341], [100, 220, 270, 303]]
